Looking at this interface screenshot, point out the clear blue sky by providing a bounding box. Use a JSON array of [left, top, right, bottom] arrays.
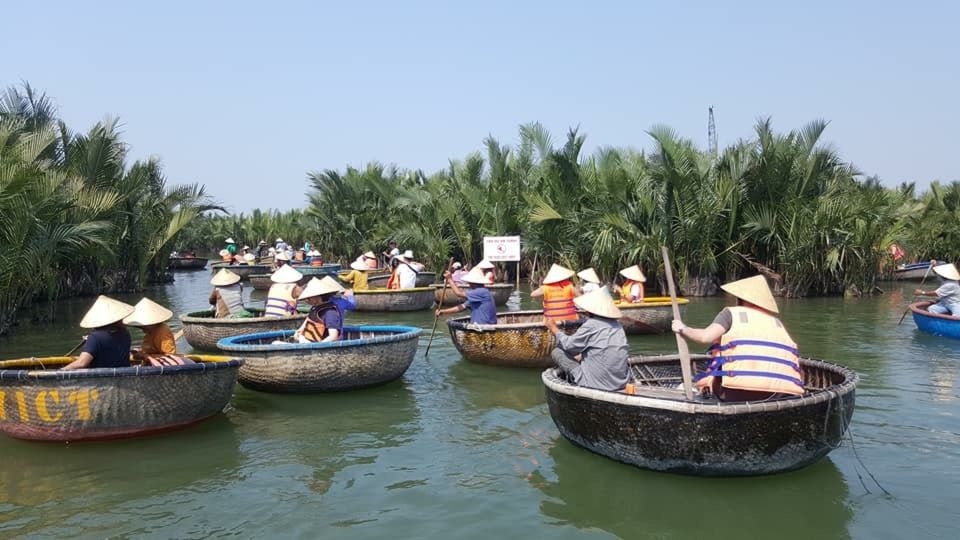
[[3, 0, 957, 212]]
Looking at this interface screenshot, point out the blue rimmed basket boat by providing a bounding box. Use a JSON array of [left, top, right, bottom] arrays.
[[217, 326, 422, 393], [543, 353, 858, 476], [249, 264, 344, 291], [0, 355, 242, 441], [208, 262, 273, 280], [910, 301, 960, 339], [447, 310, 584, 368]]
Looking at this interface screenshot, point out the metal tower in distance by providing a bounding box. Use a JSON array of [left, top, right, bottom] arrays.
[[708, 106, 718, 157]]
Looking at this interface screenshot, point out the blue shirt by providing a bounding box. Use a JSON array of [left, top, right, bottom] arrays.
[[464, 287, 497, 324], [309, 303, 343, 337], [332, 296, 356, 312], [81, 327, 132, 368]]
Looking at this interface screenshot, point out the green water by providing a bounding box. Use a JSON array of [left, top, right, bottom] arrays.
[[0, 270, 957, 539]]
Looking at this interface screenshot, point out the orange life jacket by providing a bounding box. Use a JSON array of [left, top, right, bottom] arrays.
[[301, 304, 341, 342], [265, 283, 298, 317], [697, 306, 804, 396], [310, 258, 323, 267], [387, 268, 400, 289], [294, 251, 305, 262], [221, 253, 233, 262], [543, 281, 577, 321], [364, 258, 379, 270], [620, 280, 644, 302]]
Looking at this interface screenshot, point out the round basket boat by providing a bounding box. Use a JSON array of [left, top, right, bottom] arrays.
[[910, 301, 960, 339], [353, 287, 435, 312], [367, 272, 436, 288], [208, 263, 273, 280], [0, 355, 242, 441], [430, 283, 515, 307], [180, 309, 306, 351], [249, 265, 345, 291], [290, 262, 342, 273], [168, 257, 208, 270], [217, 326, 422, 393], [617, 297, 689, 335], [543, 353, 858, 476], [447, 310, 584, 368]]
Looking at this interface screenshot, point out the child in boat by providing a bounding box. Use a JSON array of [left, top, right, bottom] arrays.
[[617, 265, 646, 303], [294, 277, 346, 343], [62, 296, 135, 370], [435, 267, 497, 324], [671, 275, 803, 401], [544, 286, 630, 392], [915, 262, 960, 315], [124, 297, 194, 366]]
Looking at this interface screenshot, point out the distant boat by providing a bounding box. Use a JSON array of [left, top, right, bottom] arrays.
[[893, 261, 933, 281], [168, 256, 208, 270]]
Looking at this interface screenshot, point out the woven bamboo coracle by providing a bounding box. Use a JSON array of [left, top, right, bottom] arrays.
[[447, 310, 584, 368], [208, 263, 273, 280], [168, 257, 208, 270], [352, 287, 435, 312], [616, 297, 689, 335], [367, 272, 436, 289], [217, 326, 422, 393], [180, 310, 306, 350], [430, 283, 514, 307], [0, 355, 242, 441], [543, 353, 858, 476]]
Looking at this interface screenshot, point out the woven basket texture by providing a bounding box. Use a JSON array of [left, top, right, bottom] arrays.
[[180, 310, 306, 350], [447, 310, 584, 368]]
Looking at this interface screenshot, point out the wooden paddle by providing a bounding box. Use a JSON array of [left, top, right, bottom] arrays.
[[425, 257, 455, 358], [661, 246, 694, 400], [64, 340, 86, 357], [897, 262, 934, 325]]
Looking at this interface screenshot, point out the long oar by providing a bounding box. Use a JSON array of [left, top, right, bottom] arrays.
[[64, 340, 85, 357], [661, 246, 694, 400], [898, 262, 934, 325], [425, 257, 456, 357]]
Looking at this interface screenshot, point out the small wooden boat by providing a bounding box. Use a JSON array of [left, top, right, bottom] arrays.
[[180, 309, 306, 351], [367, 271, 436, 288], [894, 261, 933, 280], [543, 353, 858, 476], [617, 296, 689, 335], [217, 326, 421, 393], [168, 257, 208, 270], [208, 262, 273, 280], [910, 301, 960, 339], [430, 283, 515, 307], [0, 355, 242, 441], [353, 287, 435, 312], [248, 265, 345, 291], [447, 310, 583, 368]]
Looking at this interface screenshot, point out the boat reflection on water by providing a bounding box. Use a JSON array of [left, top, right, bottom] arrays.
[[447, 359, 545, 413], [531, 440, 852, 540]]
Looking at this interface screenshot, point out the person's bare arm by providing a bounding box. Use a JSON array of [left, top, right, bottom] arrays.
[[62, 352, 94, 370], [671, 320, 726, 345], [531, 286, 544, 298]]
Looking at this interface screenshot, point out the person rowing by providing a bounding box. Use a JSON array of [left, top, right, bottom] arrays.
[[435, 267, 497, 324], [62, 296, 135, 370], [125, 297, 193, 366], [915, 262, 960, 315]]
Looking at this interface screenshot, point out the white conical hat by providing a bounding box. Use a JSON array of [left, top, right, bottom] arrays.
[[243, 253, 256, 264], [577, 267, 600, 284], [210, 269, 241, 286], [275, 237, 283, 242], [225, 238, 235, 244], [573, 286, 621, 319], [934, 263, 960, 281], [271, 264, 303, 284], [300, 276, 345, 300], [619, 265, 646, 283], [462, 267, 489, 285], [275, 251, 290, 261], [123, 297, 173, 326], [476, 259, 495, 269], [218, 249, 230, 256], [543, 263, 575, 284], [721, 275, 779, 314], [363, 251, 377, 259], [308, 250, 321, 256], [350, 259, 368, 271], [399, 249, 414, 261], [79, 296, 135, 329]]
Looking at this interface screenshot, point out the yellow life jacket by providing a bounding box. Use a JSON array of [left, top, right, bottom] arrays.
[[543, 281, 577, 321], [620, 280, 644, 302], [265, 283, 297, 317], [697, 306, 804, 396]]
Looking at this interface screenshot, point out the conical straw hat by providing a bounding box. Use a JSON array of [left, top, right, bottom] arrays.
[[274, 251, 289, 261], [462, 267, 489, 285], [225, 238, 235, 244], [721, 275, 779, 314], [573, 286, 622, 319], [79, 295, 135, 329], [619, 265, 646, 283], [210, 269, 241, 286], [476, 259, 495, 270], [271, 264, 303, 284], [934, 263, 960, 281], [350, 259, 368, 271], [300, 276, 345, 300], [577, 267, 600, 284], [123, 297, 173, 326], [363, 251, 377, 259], [243, 253, 256, 264], [543, 264, 575, 285], [218, 249, 230, 257]]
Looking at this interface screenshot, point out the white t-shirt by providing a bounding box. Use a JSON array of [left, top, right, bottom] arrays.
[[398, 264, 418, 289], [582, 282, 599, 294], [935, 281, 960, 313]]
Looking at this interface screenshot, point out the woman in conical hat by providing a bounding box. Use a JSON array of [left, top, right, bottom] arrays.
[[124, 297, 181, 362], [671, 275, 802, 401], [63, 296, 135, 370], [617, 265, 646, 304], [577, 267, 601, 295], [209, 269, 249, 318], [435, 267, 497, 324], [294, 277, 348, 343], [264, 265, 304, 318], [341, 258, 371, 291], [532, 264, 578, 322], [544, 287, 630, 392], [916, 261, 960, 315]]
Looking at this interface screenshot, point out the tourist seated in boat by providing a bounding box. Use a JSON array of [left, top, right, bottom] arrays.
[[294, 277, 346, 343], [256, 240, 269, 258], [389, 250, 419, 289], [62, 296, 135, 370], [362, 250, 379, 269], [219, 248, 233, 263], [264, 264, 304, 317], [477, 259, 496, 284], [294, 248, 306, 263], [577, 267, 601, 295], [273, 250, 290, 270], [225, 238, 238, 259], [303, 240, 313, 253], [242, 252, 256, 265], [450, 262, 469, 285], [915, 262, 960, 315], [435, 267, 498, 324], [275, 237, 288, 253], [209, 269, 252, 318], [341, 258, 370, 291], [403, 250, 426, 272], [532, 264, 578, 322], [308, 250, 324, 266], [544, 286, 630, 392], [671, 275, 804, 402], [124, 297, 193, 366], [617, 265, 646, 303], [323, 275, 356, 313]]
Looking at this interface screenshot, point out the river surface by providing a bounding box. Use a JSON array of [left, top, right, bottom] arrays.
[[0, 269, 957, 539]]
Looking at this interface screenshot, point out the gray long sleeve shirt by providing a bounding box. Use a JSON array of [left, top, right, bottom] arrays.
[[555, 316, 630, 391]]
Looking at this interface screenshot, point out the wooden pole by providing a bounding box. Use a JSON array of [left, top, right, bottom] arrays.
[[661, 246, 694, 400], [898, 262, 934, 325], [425, 257, 455, 357]]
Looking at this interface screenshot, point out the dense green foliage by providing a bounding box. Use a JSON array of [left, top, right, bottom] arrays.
[[0, 84, 219, 335]]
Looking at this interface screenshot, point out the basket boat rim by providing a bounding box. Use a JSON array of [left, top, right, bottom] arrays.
[[448, 309, 583, 331], [180, 311, 306, 324], [0, 355, 243, 381], [353, 287, 435, 295], [218, 325, 423, 352], [909, 301, 960, 322]]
